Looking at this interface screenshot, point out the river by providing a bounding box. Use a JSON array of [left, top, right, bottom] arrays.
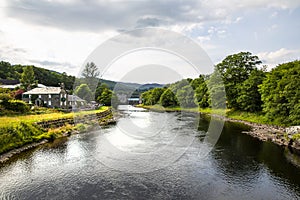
[[0, 105, 300, 199]]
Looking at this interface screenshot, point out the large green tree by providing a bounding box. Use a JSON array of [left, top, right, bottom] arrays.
[[259, 60, 300, 125], [193, 75, 209, 108], [20, 66, 37, 90], [74, 84, 93, 102], [237, 69, 266, 112], [176, 85, 196, 108], [216, 52, 262, 109], [97, 88, 113, 106], [159, 89, 178, 107], [207, 70, 226, 109]]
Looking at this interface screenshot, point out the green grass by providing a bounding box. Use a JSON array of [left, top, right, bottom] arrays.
[[0, 106, 110, 155], [137, 104, 285, 127], [0, 106, 109, 128]]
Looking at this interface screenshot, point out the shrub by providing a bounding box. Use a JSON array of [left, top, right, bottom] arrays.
[[6, 100, 30, 113], [0, 93, 12, 107]]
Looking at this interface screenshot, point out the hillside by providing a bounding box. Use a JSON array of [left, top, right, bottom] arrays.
[[0, 61, 163, 92]]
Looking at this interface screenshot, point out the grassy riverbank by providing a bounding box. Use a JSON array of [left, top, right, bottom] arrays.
[[137, 104, 285, 127], [0, 106, 110, 155]]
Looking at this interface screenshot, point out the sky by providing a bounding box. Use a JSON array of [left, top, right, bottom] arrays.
[[0, 0, 299, 83]]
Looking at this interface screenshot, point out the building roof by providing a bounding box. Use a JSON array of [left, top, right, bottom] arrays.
[[23, 87, 62, 95], [0, 79, 19, 85], [68, 95, 85, 102], [0, 83, 47, 89]]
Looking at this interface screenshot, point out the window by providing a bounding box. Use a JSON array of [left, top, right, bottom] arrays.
[[49, 94, 51, 99], [38, 95, 41, 98]]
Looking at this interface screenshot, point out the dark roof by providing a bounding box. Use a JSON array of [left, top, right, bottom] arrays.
[[0, 79, 20, 85]]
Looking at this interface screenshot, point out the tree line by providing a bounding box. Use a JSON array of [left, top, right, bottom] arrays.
[[141, 52, 300, 126], [0, 61, 75, 90]]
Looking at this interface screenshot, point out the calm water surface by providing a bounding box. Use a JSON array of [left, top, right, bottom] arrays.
[[0, 105, 300, 199]]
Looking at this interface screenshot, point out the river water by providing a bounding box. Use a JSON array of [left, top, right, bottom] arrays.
[[0, 105, 300, 199]]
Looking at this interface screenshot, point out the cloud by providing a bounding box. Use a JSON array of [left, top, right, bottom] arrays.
[[29, 59, 75, 68], [27, 59, 80, 74], [5, 0, 300, 32], [257, 48, 300, 69]]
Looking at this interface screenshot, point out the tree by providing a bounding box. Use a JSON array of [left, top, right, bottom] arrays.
[[97, 87, 118, 107], [74, 84, 93, 102], [81, 62, 100, 92], [237, 69, 266, 112], [194, 75, 209, 108], [259, 60, 300, 125], [97, 88, 112, 105], [141, 90, 152, 105], [216, 52, 262, 109], [207, 70, 226, 109], [176, 85, 196, 108], [150, 88, 165, 105], [140, 88, 165, 105], [95, 83, 109, 103], [159, 89, 178, 107], [20, 66, 37, 91]]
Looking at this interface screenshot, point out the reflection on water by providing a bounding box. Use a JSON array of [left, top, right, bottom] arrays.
[[0, 105, 299, 199]]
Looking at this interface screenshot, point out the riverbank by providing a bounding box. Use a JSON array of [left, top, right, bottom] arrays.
[[0, 106, 116, 163], [137, 105, 300, 155]]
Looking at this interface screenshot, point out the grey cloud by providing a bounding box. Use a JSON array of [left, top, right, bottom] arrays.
[[11, 48, 27, 53], [5, 0, 215, 32], [29, 59, 76, 69]]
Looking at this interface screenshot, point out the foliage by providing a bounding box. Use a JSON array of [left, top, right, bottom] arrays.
[[0, 122, 44, 154], [0, 92, 29, 113], [159, 89, 178, 107], [6, 100, 30, 113], [74, 84, 93, 102], [216, 52, 262, 109], [176, 85, 196, 108], [207, 70, 226, 109], [237, 69, 266, 112], [95, 83, 109, 102], [0, 61, 20, 79], [193, 75, 209, 108], [259, 60, 300, 125], [141, 88, 165, 105], [97, 88, 112, 106], [0, 93, 13, 106], [13, 89, 25, 100], [0, 61, 75, 90], [0, 106, 110, 154], [20, 65, 37, 90]]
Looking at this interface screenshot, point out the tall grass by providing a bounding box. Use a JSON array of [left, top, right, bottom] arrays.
[[0, 106, 109, 154]]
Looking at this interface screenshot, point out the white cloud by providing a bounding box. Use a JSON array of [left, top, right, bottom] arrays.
[[257, 48, 300, 69]]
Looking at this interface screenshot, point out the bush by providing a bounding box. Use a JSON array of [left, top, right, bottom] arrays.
[[6, 100, 30, 113], [0, 93, 13, 107]]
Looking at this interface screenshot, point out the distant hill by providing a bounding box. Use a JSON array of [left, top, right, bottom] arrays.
[[0, 61, 75, 90], [0, 61, 164, 93]]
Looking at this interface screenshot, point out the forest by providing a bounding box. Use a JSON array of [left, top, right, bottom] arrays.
[[141, 52, 300, 126]]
